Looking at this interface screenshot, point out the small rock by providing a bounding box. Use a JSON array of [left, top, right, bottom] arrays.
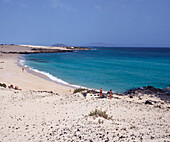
[[138, 96, 142, 100], [119, 136, 125, 139], [145, 100, 152, 105]]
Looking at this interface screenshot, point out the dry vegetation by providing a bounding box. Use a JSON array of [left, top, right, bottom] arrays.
[[89, 109, 112, 120]]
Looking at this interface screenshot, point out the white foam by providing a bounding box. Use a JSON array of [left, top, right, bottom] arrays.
[[18, 57, 91, 89], [30, 68, 70, 85], [21, 64, 85, 88], [18, 56, 25, 65], [32, 68, 88, 88], [18, 59, 25, 65]]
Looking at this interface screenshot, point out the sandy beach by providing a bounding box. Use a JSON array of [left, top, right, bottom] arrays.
[[0, 45, 74, 94], [0, 45, 170, 142]]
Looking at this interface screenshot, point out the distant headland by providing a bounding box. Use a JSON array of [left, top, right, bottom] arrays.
[[0, 44, 90, 54]]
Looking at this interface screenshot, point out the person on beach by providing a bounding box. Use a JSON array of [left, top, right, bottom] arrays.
[[109, 89, 113, 99], [15, 86, 22, 90], [22, 68, 24, 72], [10, 84, 14, 88], [100, 88, 102, 97]]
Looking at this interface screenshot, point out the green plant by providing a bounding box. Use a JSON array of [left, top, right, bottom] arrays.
[[0, 83, 6, 88], [73, 88, 87, 94], [89, 109, 112, 120]]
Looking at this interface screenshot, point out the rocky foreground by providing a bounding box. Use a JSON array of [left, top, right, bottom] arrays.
[[75, 86, 170, 107], [0, 86, 169, 142]]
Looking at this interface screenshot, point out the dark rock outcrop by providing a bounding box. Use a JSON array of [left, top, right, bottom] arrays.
[[124, 86, 170, 102]]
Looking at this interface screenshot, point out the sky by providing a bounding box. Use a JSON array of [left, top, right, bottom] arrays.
[[0, 0, 170, 47]]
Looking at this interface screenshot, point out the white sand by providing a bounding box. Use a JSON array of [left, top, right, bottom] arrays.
[[0, 54, 73, 95], [0, 45, 170, 141], [0, 87, 169, 141]]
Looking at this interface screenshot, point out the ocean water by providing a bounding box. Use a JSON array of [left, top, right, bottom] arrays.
[[22, 47, 170, 93]]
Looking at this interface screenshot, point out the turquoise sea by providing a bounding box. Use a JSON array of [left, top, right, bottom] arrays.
[[22, 47, 170, 93]]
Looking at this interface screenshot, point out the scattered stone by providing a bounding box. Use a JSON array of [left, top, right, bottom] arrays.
[[145, 100, 152, 105], [119, 135, 125, 139], [138, 96, 142, 100]]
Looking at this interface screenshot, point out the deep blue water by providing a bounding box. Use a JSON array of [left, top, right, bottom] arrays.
[[23, 47, 170, 93]]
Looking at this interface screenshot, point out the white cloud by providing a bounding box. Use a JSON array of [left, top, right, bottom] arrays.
[[50, 0, 72, 10]]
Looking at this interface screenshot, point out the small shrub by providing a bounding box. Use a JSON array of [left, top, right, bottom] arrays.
[[89, 109, 112, 120], [98, 119, 104, 124], [73, 88, 86, 94], [0, 83, 6, 88]]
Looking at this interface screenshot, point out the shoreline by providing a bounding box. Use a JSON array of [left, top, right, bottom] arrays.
[[8, 53, 170, 103], [17, 55, 75, 88], [0, 53, 73, 94], [1, 44, 170, 95], [17, 50, 101, 93], [0, 44, 90, 94], [1, 44, 169, 94], [18, 58, 106, 93], [0, 44, 170, 141]]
